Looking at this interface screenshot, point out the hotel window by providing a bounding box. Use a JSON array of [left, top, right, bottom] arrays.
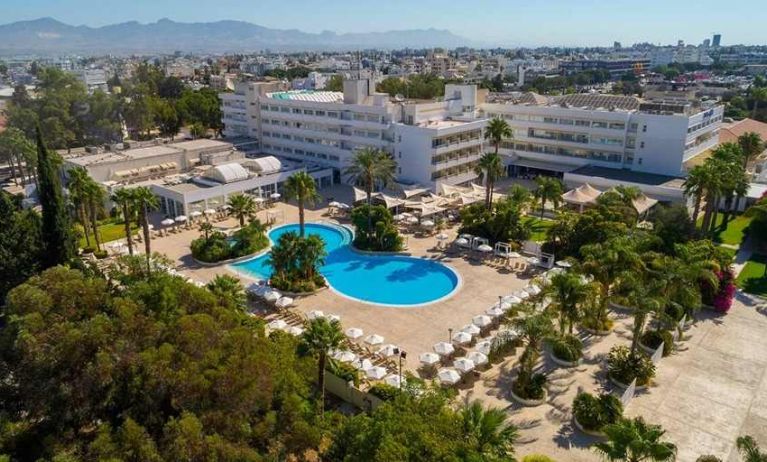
[[315, 110, 326, 116], [303, 109, 314, 115], [642, 125, 647, 132], [575, 120, 590, 127], [640, 141, 645, 148], [292, 108, 301, 114], [327, 111, 338, 118], [592, 121, 609, 129], [543, 117, 558, 124], [280, 107, 290, 113], [609, 122, 625, 130]]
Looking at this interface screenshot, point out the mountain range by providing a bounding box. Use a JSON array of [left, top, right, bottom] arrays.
[[0, 18, 473, 55]]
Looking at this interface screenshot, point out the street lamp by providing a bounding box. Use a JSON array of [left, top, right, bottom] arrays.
[[448, 327, 453, 343]]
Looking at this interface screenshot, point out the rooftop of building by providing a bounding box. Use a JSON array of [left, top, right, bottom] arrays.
[[720, 118, 767, 144], [569, 165, 685, 189], [266, 90, 344, 103], [65, 139, 237, 167], [486, 91, 640, 111]]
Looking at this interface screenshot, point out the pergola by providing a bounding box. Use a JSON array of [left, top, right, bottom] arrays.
[[561, 183, 602, 213]]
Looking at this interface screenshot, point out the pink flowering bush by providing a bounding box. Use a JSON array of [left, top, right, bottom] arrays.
[[711, 269, 736, 313]]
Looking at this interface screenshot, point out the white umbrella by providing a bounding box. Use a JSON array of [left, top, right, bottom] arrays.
[[466, 351, 489, 366], [161, 218, 175, 226], [436, 233, 449, 241], [345, 327, 364, 340], [406, 216, 419, 225], [462, 324, 481, 336], [307, 310, 325, 320], [475, 340, 493, 356], [433, 342, 455, 356], [222, 205, 232, 210], [285, 326, 304, 336], [337, 203, 351, 209], [384, 374, 405, 387], [514, 290, 531, 300], [419, 352, 441, 365], [421, 219, 435, 227], [437, 368, 461, 385], [527, 256, 541, 267], [393, 214, 405, 222], [329, 201, 342, 208], [453, 357, 476, 373], [263, 290, 281, 303], [270, 193, 281, 199], [452, 331, 473, 345], [503, 295, 523, 304], [275, 296, 294, 308], [267, 319, 287, 330], [477, 244, 493, 253], [326, 314, 341, 323], [377, 344, 400, 358], [455, 238, 469, 247], [333, 350, 357, 363], [365, 366, 388, 380], [148, 224, 155, 230], [526, 285, 541, 296], [400, 212, 413, 218], [472, 315, 493, 328], [190, 211, 203, 218], [254, 197, 267, 204], [204, 208, 216, 215], [364, 334, 385, 346], [486, 307, 505, 318], [174, 215, 187, 223], [556, 260, 573, 268], [355, 358, 373, 371]]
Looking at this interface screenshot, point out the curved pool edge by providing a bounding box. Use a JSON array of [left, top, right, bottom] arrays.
[[228, 221, 463, 308]]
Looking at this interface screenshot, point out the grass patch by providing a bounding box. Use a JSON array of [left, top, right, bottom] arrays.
[[77, 221, 137, 248], [523, 216, 554, 243], [696, 214, 753, 246], [737, 254, 767, 298]]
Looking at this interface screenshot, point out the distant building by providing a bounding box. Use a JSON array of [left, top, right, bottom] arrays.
[[73, 68, 108, 93], [558, 59, 650, 78], [712, 34, 722, 47]]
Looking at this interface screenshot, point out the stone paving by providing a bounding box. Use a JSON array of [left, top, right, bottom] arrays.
[[136, 184, 767, 462]]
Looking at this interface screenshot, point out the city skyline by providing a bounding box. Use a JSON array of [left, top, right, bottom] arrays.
[[2, 0, 766, 47]]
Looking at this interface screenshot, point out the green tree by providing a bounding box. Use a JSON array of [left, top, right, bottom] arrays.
[[36, 126, 74, 268], [84, 179, 105, 251], [683, 164, 710, 225], [132, 186, 159, 273], [534, 176, 563, 218], [344, 147, 397, 230], [750, 87, 767, 120], [0, 127, 36, 187], [459, 400, 518, 461], [301, 317, 344, 415], [0, 193, 42, 300], [206, 274, 246, 311], [284, 171, 321, 237], [593, 417, 676, 462], [227, 193, 256, 227], [324, 74, 343, 91], [111, 188, 136, 255], [66, 167, 93, 248], [545, 271, 593, 334], [737, 132, 763, 170], [736, 435, 767, 462], [474, 152, 505, 208]]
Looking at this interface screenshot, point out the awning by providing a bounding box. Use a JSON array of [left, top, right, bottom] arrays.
[[632, 194, 659, 215], [562, 183, 602, 205], [378, 193, 407, 209], [396, 182, 430, 199], [438, 183, 471, 197], [512, 158, 579, 173], [353, 187, 374, 203]]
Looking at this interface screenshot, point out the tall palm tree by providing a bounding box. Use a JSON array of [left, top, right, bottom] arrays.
[[344, 147, 397, 229], [751, 87, 767, 119], [545, 271, 592, 335], [67, 167, 92, 248], [111, 188, 136, 255], [284, 171, 321, 237], [301, 317, 345, 416], [206, 274, 246, 311], [474, 152, 504, 208], [683, 165, 710, 225], [484, 117, 513, 156], [738, 132, 764, 170], [298, 234, 327, 281], [699, 158, 725, 234], [460, 400, 518, 461], [227, 194, 256, 228], [132, 186, 159, 273], [534, 176, 563, 218], [736, 435, 767, 462], [593, 417, 677, 462], [85, 179, 105, 252]]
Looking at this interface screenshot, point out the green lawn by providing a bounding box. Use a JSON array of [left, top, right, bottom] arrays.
[[737, 254, 767, 298], [523, 216, 554, 242], [696, 214, 753, 246], [77, 221, 137, 248]]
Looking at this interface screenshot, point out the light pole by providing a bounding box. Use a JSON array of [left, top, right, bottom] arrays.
[[498, 295, 503, 309], [448, 327, 453, 343]]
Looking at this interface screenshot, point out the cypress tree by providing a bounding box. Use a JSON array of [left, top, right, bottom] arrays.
[[35, 125, 74, 268]]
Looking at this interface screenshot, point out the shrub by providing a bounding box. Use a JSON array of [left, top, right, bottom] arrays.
[[191, 231, 231, 263], [607, 345, 656, 386], [350, 204, 403, 252], [695, 456, 722, 462], [550, 334, 583, 363], [640, 330, 674, 357], [581, 316, 614, 332], [712, 269, 736, 313], [513, 372, 547, 400], [522, 455, 556, 462], [664, 303, 685, 322], [572, 392, 623, 432], [93, 250, 108, 259], [81, 246, 95, 254], [326, 359, 360, 387], [368, 383, 401, 401], [191, 221, 269, 263]]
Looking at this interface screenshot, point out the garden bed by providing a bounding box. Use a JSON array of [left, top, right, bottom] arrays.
[[549, 351, 581, 368], [608, 374, 648, 391], [510, 388, 547, 407], [573, 416, 606, 438]]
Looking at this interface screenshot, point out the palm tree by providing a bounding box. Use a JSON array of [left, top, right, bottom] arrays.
[[738, 132, 764, 170], [284, 171, 321, 237], [227, 194, 256, 228], [474, 152, 504, 208], [683, 165, 710, 225], [344, 147, 397, 229], [206, 274, 246, 311], [298, 234, 327, 281], [111, 188, 136, 255], [484, 117, 513, 156], [301, 317, 345, 415], [460, 400, 518, 461], [736, 435, 767, 462], [751, 87, 767, 119], [84, 179, 105, 252], [534, 176, 563, 218], [67, 167, 92, 248], [132, 186, 159, 273], [593, 417, 677, 462], [199, 222, 213, 240], [545, 271, 592, 335]]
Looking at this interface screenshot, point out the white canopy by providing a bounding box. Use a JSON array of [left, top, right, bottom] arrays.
[[275, 297, 294, 308], [472, 315, 493, 328], [345, 327, 364, 339], [433, 341, 455, 356], [161, 218, 175, 226], [377, 344, 400, 357], [364, 334, 385, 346], [397, 182, 430, 199], [356, 359, 373, 371], [453, 357, 476, 373], [462, 324, 481, 336], [384, 374, 405, 387], [174, 215, 187, 222], [438, 183, 471, 197], [285, 326, 304, 336], [263, 290, 281, 303], [190, 210, 203, 218], [365, 366, 388, 380], [562, 183, 602, 206], [419, 352, 441, 365], [378, 193, 407, 210], [307, 310, 325, 320], [437, 368, 461, 385], [452, 331, 473, 345], [333, 350, 357, 363], [353, 187, 371, 203], [267, 319, 287, 330], [466, 351, 489, 366], [475, 340, 493, 356]]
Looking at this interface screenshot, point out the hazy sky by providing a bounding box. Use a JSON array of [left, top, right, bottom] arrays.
[[3, 0, 766, 47]]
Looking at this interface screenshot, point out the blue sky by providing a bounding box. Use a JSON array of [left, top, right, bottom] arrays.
[[3, 0, 765, 47]]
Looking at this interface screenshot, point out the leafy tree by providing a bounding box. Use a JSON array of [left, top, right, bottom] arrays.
[[66, 167, 94, 248], [324, 74, 343, 91], [545, 271, 593, 334], [649, 204, 697, 253], [0, 128, 36, 187], [736, 435, 767, 462], [111, 188, 136, 255], [683, 165, 711, 225], [350, 204, 403, 251], [84, 179, 106, 251], [151, 98, 181, 138], [510, 311, 554, 400], [36, 126, 74, 268], [737, 132, 763, 170], [534, 177, 563, 218], [0, 193, 42, 300], [344, 147, 397, 230], [459, 196, 531, 244], [267, 231, 327, 292], [206, 274, 246, 311], [284, 171, 321, 237], [474, 152, 504, 208], [227, 193, 256, 227], [301, 317, 344, 415], [132, 186, 159, 273], [459, 400, 518, 461], [593, 417, 676, 462]]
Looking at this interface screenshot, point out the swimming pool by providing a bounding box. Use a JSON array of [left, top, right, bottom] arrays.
[[230, 222, 460, 306]]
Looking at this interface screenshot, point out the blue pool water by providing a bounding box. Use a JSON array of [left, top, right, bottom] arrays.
[[231, 223, 460, 306]]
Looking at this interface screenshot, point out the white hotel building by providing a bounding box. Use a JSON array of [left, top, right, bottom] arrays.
[[221, 81, 724, 202]]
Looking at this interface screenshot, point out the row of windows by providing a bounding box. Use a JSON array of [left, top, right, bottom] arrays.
[[432, 147, 482, 165], [485, 113, 626, 130], [262, 118, 382, 140], [259, 104, 384, 124], [431, 129, 483, 148], [506, 141, 624, 163], [261, 144, 340, 162], [431, 160, 480, 180], [687, 114, 723, 134]]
